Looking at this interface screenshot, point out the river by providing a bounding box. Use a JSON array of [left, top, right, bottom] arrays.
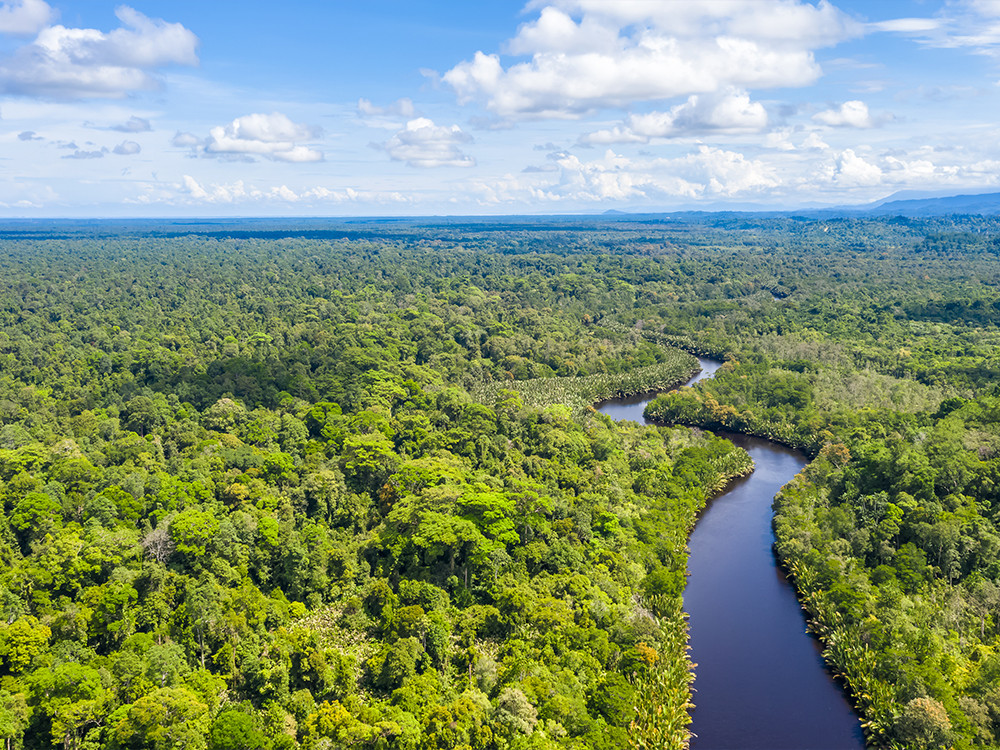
[[597, 358, 865, 750]]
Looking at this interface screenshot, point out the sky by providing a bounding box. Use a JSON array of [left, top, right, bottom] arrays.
[[4, 0, 1000, 216]]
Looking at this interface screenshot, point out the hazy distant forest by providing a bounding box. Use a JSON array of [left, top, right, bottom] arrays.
[[0, 214, 999, 749]]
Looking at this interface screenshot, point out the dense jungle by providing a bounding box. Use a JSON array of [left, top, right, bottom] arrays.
[[0, 213, 998, 749]]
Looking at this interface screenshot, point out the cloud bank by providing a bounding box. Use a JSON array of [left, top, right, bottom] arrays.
[[0, 0, 54, 36], [0, 5, 199, 99], [204, 113, 323, 163], [582, 88, 768, 144], [381, 118, 474, 168], [444, 0, 861, 119]]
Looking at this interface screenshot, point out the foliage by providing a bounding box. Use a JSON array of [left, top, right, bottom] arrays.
[[4, 213, 1000, 747], [0, 217, 774, 749]]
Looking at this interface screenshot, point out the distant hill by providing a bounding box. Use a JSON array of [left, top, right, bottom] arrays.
[[589, 191, 1000, 220], [859, 191, 1000, 216]]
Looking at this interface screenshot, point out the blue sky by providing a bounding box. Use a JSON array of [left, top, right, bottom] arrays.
[[4, 0, 1000, 216]]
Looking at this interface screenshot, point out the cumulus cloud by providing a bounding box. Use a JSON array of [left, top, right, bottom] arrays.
[[677, 145, 780, 196], [476, 145, 778, 206], [0, 6, 198, 99], [0, 0, 55, 36], [550, 150, 698, 201], [809, 146, 981, 192], [171, 131, 201, 148], [813, 100, 873, 127], [112, 115, 151, 132], [204, 113, 323, 162], [802, 131, 831, 150], [381, 118, 474, 168], [62, 148, 106, 159], [17, 129, 41, 140], [833, 149, 882, 186], [763, 128, 796, 151], [177, 175, 411, 206], [444, 1, 861, 119], [113, 140, 140, 155], [504, 139, 957, 209], [582, 88, 767, 144], [182, 175, 267, 203]]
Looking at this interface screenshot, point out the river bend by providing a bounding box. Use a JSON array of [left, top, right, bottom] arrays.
[[597, 358, 865, 750]]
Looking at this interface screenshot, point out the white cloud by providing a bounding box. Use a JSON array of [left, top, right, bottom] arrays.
[[0, 6, 198, 99], [893, 1, 1000, 52], [506, 6, 619, 55], [834, 149, 882, 186], [62, 148, 106, 159], [799, 146, 991, 194], [0, 0, 54, 36], [969, 0, 1000, 15], [870, 18, 940, 33], [678, 145, 780, 196], [582, 88, 767, 143], [382, 118, 474, 168], [802, 131, 831, 150], [579, 126, 646, 146], [358, 97, 415, 117], [357, 97, 419, 131], [813, 100, 873, 127], [474, 144, 778, 205], [205, 112, 323, 163], [518, 142, 1000, 207], [112, 115, 151, 132], [181, 174, 211, 201], [445, 1, 860, 119], [551, 150, 660, 200], [882, 155, 943, 182], [182, 176, 267, 203], [113, 140, 140, 155], [171, 131, 201, 148], [0, 182, 57, 209], [102, 6, 198, 67], [178, 175, 411, 206], [763, 128, 796, 151], [524, 0, 860, 47]]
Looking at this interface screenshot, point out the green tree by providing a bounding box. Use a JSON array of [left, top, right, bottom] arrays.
[[170, 510, 220, 569], [9, 492, 62, 547], [0, 617, 49, 674], [29, 662, 109, 750], [0, 690, 27, 750], [208, 708, 270, 750], [340, 433, 399, 495], [892, 696, 953, 750], [112, 687, 210, 750]]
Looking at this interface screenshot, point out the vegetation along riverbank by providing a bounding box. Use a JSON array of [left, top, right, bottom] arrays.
[[0, 213, 998, 749]]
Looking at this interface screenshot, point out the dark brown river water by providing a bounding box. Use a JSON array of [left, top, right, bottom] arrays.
[[597, 359, 866, 750]]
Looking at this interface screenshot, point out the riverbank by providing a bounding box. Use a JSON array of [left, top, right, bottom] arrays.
[[642, 384, 825, 458], [597, 358, 865, 749], [473, 347, 699, 416], [772, 470, 898, 748], [683, 434, 865, 749]]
